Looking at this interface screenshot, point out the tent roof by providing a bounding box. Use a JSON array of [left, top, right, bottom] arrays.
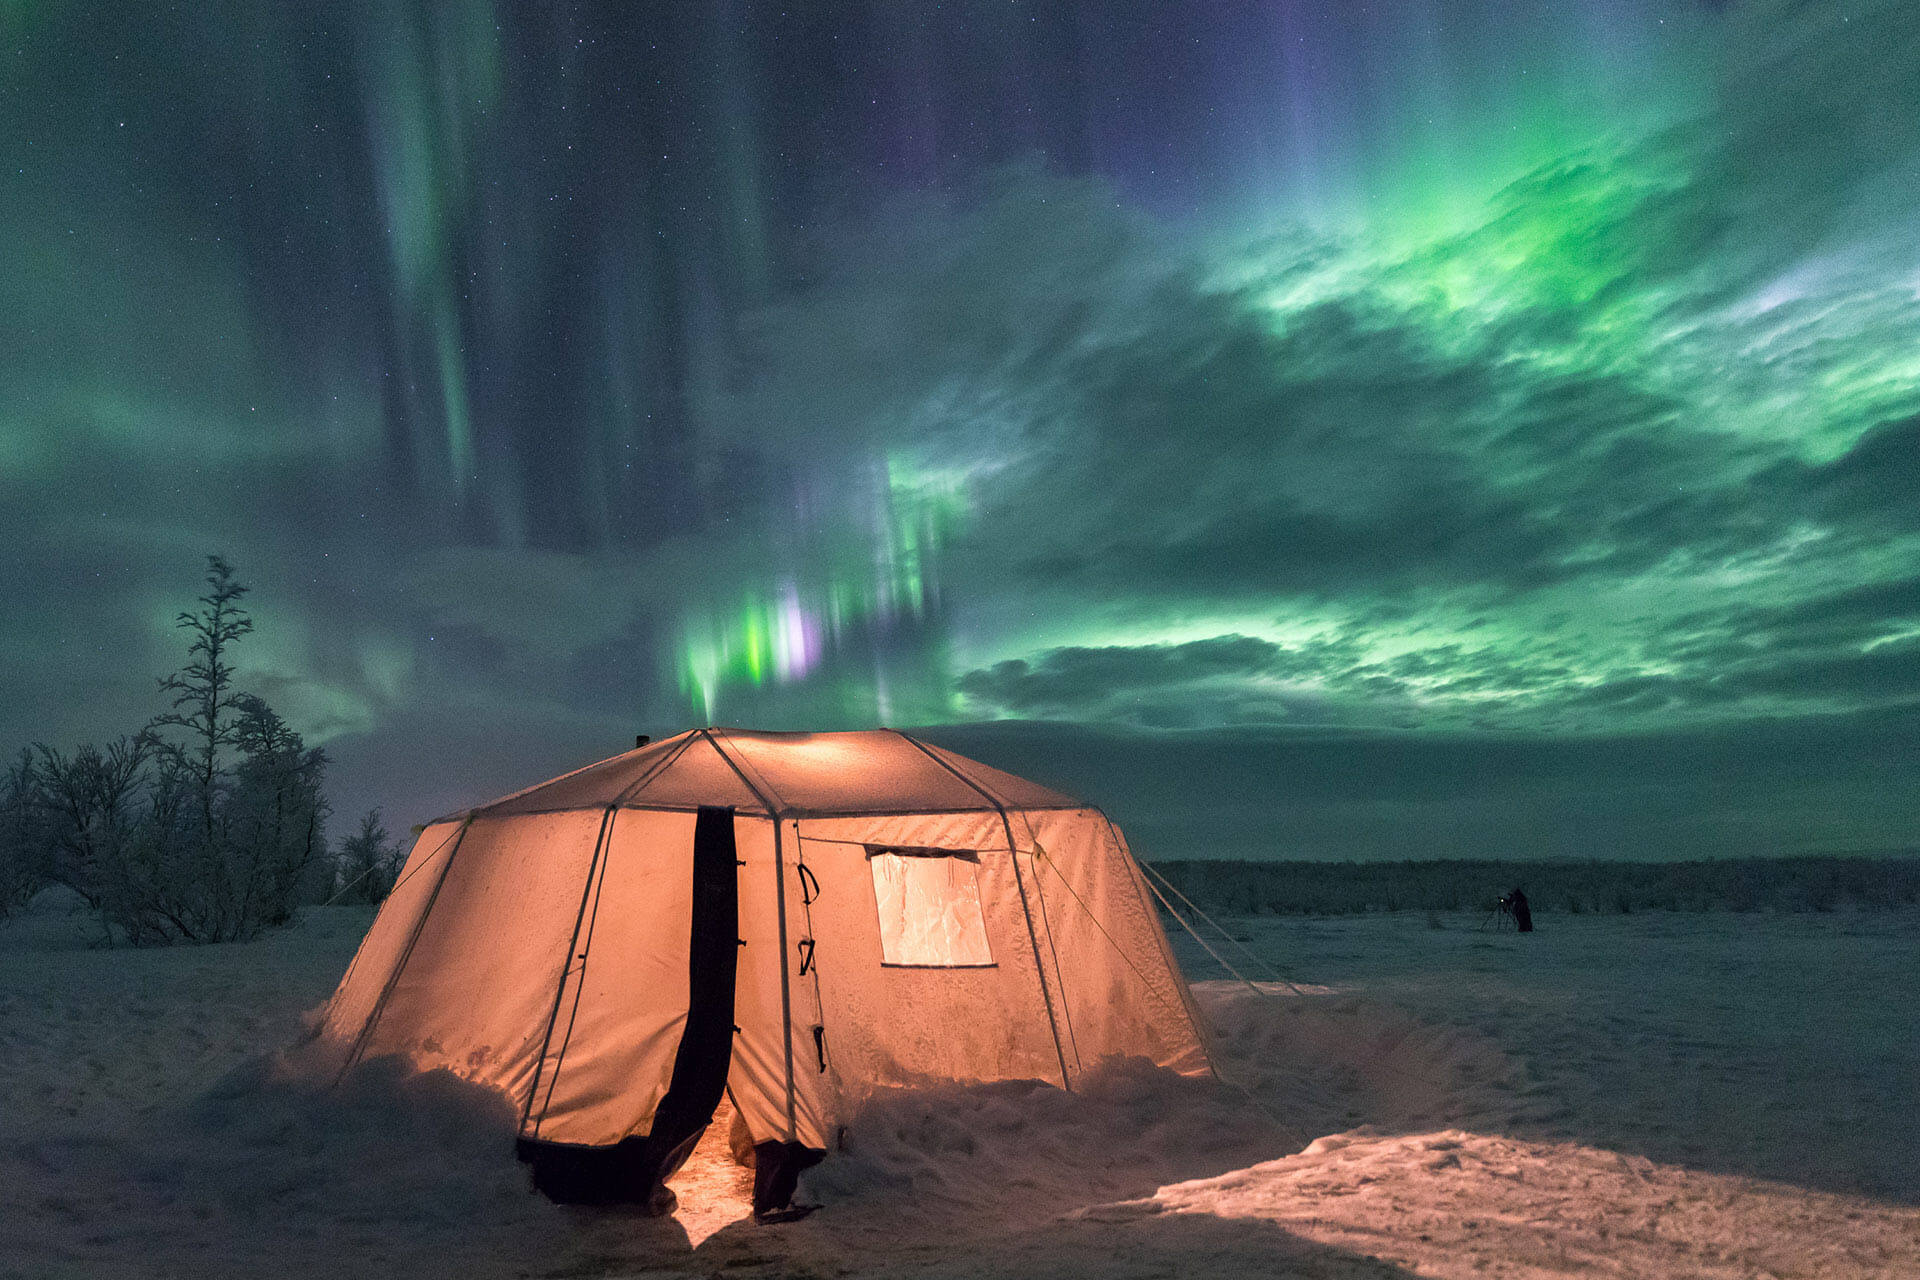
[[463, 727, 1086, 820]]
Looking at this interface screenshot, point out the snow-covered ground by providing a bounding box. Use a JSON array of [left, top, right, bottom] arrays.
[[3, 901, 1915, 1278]]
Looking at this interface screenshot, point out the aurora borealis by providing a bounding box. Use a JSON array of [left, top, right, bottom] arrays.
[[4, 1, 1918, 858]]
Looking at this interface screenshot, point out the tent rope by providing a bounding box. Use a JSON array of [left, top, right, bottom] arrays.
[[1138, 861, 1308, 997], [1133, 870, 1467, 1100], [1025, 848, 1197, 1032], [1138, 861, 1486, 1086], [317, 860, 379, 908], [1136, 871, 1278, 1001], [1024, 846, 1298, 1131], [789, 817, 830, 1077], [327, 818, 464, 907]]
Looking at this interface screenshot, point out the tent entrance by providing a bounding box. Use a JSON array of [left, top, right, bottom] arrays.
[[517, 805, 740, 1209]]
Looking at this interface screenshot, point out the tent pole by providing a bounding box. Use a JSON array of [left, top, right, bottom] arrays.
[[1095, 813, 1216, 1072], [324, 819, 466, 1010], [700, 730, 800, 1142], [608, 730, 703, 807]]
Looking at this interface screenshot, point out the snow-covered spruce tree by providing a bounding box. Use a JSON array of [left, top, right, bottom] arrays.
[[152, 555, 252, 860], [334, 807, 404, 904], [128, 555, 331, 943]]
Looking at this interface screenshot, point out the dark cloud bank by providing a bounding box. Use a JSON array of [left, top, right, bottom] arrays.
[[920, 711, 1920, 863]]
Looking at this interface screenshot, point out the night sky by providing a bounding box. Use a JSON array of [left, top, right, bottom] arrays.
[[5, 1, 1918, 860]]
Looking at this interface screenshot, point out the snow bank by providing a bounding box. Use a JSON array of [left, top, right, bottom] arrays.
[[800, 1057, 1290, 1229], [182, 1053, 548, 1232], [796, 978, 1526, 1243], [1196, 980, 1534, 1137], [0, 906, 587, 1279], [4, 1050, 573, 1280]]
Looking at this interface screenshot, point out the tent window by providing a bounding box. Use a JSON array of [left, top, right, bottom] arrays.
[[867, 848, 994, 968]]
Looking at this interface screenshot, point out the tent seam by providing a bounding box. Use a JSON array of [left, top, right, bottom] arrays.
[[441, 734, 692, 823], [530, 807, 620, 1136], [1101, 813, 1216, 1078], [891, 730, 1074, 1092], [519, 804, 617, 1135], [707, 729, 795, 816], [336, 814, 474, 1083], [608, 730, 704, 808], [1024, 837, 1082, 1072]]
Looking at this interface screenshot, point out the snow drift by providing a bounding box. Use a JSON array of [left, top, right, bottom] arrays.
[[6, 904, 1918, 1278]]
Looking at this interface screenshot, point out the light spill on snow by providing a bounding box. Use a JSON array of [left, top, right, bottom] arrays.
[[2, 900, 1917, 1277], [1173, 909, 1920, 1202], [1078, 1130, 1920, 1279]]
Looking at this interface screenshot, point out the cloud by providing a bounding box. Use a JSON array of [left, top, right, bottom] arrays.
[[1765, 414, 1920, 530], [956, 635, 1343, 728]]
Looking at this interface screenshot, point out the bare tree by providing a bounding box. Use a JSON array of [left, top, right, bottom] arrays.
[[0, 750, 49, 917], [122, 557, 329, 942], [334, 808, 404, 904], [33, 736, 160, 941], [34, 738, 151, 907], [226, 694, 329, 931]]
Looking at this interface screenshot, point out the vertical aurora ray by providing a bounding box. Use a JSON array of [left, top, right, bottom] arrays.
[[674, 451, 970, 722], [362, 0, 501, 515]]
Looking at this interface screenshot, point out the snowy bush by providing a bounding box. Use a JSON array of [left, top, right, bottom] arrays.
[[32, 735, 154, 918]]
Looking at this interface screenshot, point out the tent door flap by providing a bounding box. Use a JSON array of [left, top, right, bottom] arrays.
[[519, 805, 740, 1205]]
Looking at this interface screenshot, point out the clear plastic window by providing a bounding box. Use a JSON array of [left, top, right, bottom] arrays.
[[868, 847, 995, 968]]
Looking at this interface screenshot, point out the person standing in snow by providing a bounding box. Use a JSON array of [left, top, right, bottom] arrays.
[[1505, 887, 1533, 932]]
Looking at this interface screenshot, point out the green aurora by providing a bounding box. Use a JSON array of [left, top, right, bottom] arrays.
[[2, 0, 1916, 857]]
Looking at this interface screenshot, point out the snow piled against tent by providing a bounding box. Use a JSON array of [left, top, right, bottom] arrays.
[[12, 1056, 571, 1280], [0, 903, 569, 1279], [4, 902, 1918, 1278], [799, 981, 1525, 1237]]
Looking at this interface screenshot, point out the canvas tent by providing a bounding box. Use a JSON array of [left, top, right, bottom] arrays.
[[315, 727, 1209, 1217]]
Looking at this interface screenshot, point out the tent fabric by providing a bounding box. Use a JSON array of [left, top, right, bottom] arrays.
[[316, 727, 1210, 1176], [468, 727, 1084, 819]]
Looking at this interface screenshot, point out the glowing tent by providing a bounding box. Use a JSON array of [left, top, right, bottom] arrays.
[[315, 727, 1209, 1218]]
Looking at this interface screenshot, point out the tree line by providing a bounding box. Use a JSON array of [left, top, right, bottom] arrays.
[[1148, 854, 1920, 918], [0, 557, 406, 942]]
